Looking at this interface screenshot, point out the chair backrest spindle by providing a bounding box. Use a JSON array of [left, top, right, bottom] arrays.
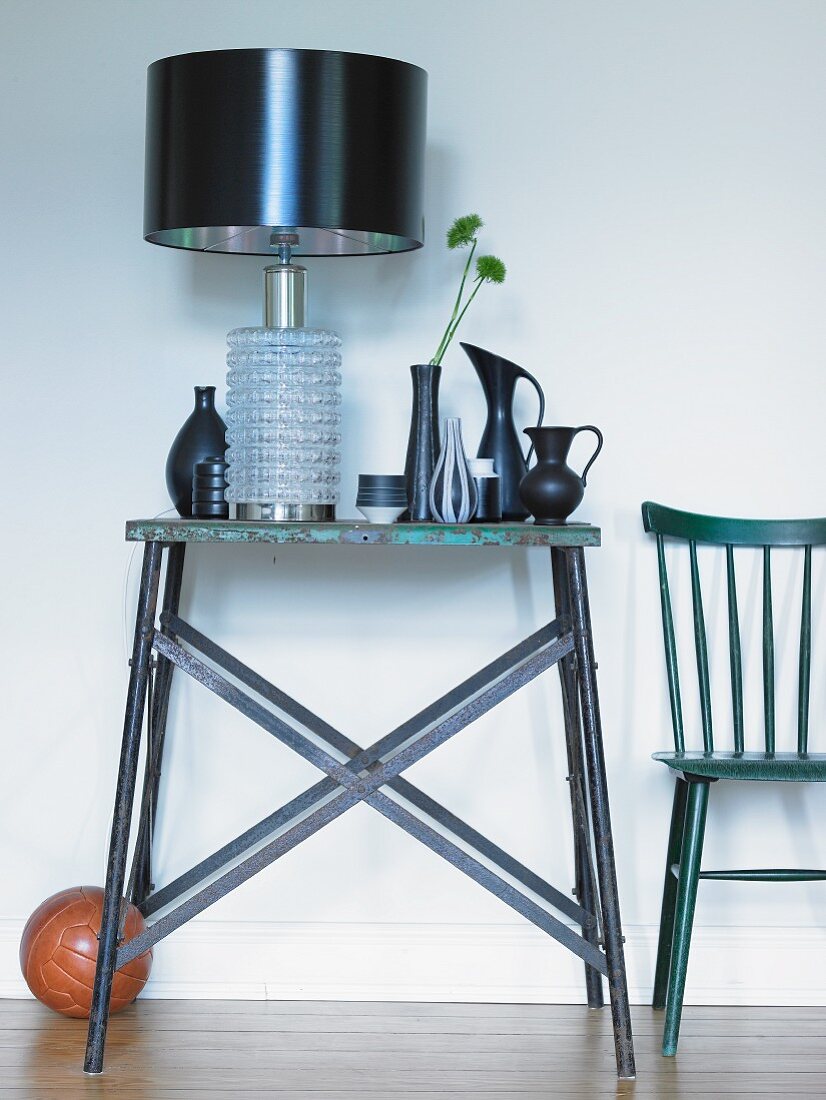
[[762, 546, 775, 753], [655, 533, 685, 752], [798, 545, 812, 753], [725, 545, 745, 753], [689, 539, 714, 752]]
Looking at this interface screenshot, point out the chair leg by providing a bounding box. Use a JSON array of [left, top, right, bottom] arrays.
[[662, 778, 710, 1057], [652, 777, 688, 1009]]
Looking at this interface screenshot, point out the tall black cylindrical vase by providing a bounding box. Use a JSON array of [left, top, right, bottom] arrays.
[[404, 363, 441, 522]]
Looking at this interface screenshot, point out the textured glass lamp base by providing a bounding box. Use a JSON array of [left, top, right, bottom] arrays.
[[225, 324, 342, 523], [231, 502, 336, 521]]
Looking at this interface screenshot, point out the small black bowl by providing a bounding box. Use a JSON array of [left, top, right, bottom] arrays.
[[356, 494, 409, 505], [358, 474, 406, 486], [357, 486, 409, 496]]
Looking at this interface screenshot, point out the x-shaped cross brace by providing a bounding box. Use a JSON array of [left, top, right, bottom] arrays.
[[119, 612, 600, 971], [84, 539, 635, 1080]]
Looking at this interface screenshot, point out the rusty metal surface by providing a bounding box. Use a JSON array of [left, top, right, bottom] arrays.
[[129, 543, 187, 907], [85, 542, 163, 1075], [366, 789, 608, 976], [141, 613, 592, 930], [567, 548, 636, 1079], [551, 547, 605, 1009], [95, 533, 635, 1080], [125, 518, 601, 547], [117, 627, 588, 969]]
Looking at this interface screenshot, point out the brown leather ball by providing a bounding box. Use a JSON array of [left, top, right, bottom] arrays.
[[19, 886, 152, 1017]]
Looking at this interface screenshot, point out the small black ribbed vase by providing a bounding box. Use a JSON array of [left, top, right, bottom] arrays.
[[165, 386, 227, 517], [192, 456, 229, 519]]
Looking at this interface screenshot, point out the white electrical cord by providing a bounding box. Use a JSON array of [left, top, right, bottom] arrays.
[[122, 508, 178, 663]]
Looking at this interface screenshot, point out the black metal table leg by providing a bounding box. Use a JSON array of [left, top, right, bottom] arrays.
[[84, 541, 164, 1075], [565, 547, 636, 1079], [551, 548, 604, 1009], [130, 543, 187, 906]]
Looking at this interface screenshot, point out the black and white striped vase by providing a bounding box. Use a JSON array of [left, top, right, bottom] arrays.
[[429, 418, 478, 523]]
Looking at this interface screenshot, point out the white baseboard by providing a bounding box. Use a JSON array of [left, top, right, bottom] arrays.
[[3, 917, 825, 1006]]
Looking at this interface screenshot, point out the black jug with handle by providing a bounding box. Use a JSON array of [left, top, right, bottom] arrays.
[[519, 425, 603, 525], [461, 343, 546, 520]]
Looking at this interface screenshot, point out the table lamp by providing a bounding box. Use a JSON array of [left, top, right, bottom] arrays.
[[144, 48, 427, 520]]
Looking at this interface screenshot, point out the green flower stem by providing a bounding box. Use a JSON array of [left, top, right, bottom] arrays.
[[439, 276, 484, 359], [448, 238, 477, 337], [431, 238, 477, 366]]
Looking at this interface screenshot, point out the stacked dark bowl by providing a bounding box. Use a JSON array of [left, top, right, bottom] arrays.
[[356, 475, 407, 522]]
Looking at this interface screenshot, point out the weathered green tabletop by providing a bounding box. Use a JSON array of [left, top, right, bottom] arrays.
[[125, 518, 601, 546], [85, 516, 634, 1081]]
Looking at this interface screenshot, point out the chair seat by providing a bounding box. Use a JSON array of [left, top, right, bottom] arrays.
[[653, 750, 826, 781]]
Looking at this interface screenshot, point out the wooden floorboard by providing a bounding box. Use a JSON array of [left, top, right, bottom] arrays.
[[1, 999, 824, 1098]]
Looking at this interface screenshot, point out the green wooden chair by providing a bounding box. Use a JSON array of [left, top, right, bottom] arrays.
[[641, 501, 826, 1056]]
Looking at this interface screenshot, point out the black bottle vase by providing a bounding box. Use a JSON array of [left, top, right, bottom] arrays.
[[404, 364, 442, 522], [165, 386, 228, 517], [461, 343, 546, 521]]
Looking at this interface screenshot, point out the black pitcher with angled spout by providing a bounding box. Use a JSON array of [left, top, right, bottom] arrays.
[[461, 343, 546, 520]]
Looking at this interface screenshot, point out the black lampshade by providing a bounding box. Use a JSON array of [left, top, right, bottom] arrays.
[[144, 48, 427, 256]]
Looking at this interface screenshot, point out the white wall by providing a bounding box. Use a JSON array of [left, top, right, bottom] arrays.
[[2, 0, 826, 1004]]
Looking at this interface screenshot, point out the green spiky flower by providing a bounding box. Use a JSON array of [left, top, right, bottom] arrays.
[[430, 215, 507, 366], [446, 213, 483, 249], [476, 255, 506, 283]]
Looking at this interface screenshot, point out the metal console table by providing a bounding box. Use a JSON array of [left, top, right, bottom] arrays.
[[84, 520, 635, 1080]]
